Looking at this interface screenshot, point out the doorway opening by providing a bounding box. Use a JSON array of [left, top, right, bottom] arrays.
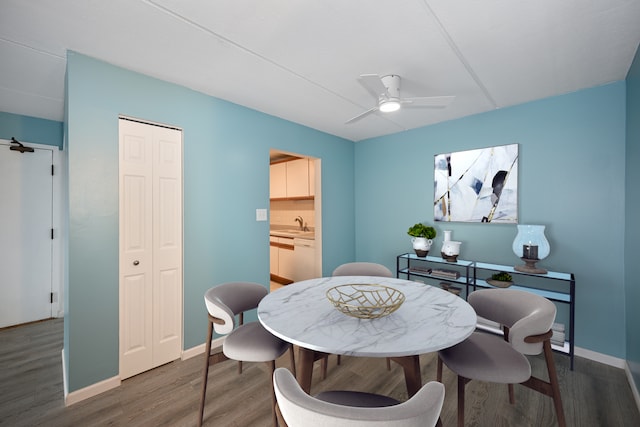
[[269, 150, 322, 292]]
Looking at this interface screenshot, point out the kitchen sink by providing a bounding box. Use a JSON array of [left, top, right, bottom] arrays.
[[271, 229, 315, 238]]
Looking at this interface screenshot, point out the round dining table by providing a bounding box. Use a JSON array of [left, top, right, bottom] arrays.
[[258, 275, 477, 396]]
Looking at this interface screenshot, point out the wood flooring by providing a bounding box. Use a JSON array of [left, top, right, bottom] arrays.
[[1, 318, 639, 426]]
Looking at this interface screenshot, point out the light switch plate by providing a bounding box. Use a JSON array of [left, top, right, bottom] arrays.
[[256, 208, 268, 221]]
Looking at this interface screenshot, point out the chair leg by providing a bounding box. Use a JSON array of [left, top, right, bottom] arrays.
[[543, 340, 566, 427], [457, 375, 467, 427], [436, 355, 443, 382], [508, 383, 515, 404], [386, 357, 391, 370], [267, 360, 278, 427], [288, 345, 297, 377], [521, 340, 566, 427], [321, 355, 328, 379], [198, 320, 214, 427]]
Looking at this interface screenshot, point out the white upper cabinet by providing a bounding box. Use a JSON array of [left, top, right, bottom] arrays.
[[286, 158, 309, 197], [270, 158, 314, 198], [270, 162, 287, 198]]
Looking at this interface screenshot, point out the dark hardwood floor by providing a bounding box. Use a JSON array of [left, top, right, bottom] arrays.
[[1, 318, 639, 426]]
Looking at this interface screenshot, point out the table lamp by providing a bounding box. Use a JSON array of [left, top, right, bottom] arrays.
[[512, 224, 550, 274]]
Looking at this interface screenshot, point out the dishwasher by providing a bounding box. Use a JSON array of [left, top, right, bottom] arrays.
[[293, 238, 316, 282]]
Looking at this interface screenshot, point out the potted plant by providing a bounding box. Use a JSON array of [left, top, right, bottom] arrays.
[[407, 223, 437, 257], [487, 271, 513, 288]]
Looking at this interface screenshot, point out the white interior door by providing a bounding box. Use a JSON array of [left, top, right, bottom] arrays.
[[119, 119, 182, 379], [0, 141, 53, 328]]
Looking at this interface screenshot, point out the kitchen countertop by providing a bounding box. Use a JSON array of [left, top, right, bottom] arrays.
[[270, 229, 315, 239]]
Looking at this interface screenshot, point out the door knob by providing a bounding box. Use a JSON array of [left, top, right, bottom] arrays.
[[133, 260, 140, 266]]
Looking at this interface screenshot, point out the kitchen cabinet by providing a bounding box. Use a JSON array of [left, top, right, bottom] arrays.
[[278, 239, 295, 281], [270, 236, 294, 283], [269, 162, 287, 199], [270, 158, 313, 199], [286, 158, 309, 197], [270, 237, 279, 275]]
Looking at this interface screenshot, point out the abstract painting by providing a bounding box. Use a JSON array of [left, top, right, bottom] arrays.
[[434, 144, 518, 223]]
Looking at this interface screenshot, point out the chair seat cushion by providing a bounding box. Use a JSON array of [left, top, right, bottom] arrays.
[[439, 331, 531, 384], [315, 390, 400, 408], [223, 321, 289, 362]]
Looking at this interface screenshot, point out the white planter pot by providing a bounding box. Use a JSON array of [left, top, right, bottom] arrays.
[[411, 237, 432, 257]]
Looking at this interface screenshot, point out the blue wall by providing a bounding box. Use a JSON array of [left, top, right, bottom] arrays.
[[65, 52, 354, 392], [0, 111, 63, 148], [625, 44, 640, 391], [355, 83, 627, 358], [8, 49, 637, 395]]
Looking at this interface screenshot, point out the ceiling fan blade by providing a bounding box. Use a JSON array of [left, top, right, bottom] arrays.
[[345, 105, 380, 124], [358, 74, 388, 99], [401, 95, 456, 108]]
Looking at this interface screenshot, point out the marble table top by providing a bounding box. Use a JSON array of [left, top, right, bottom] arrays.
[[258, 276, 477, 358]]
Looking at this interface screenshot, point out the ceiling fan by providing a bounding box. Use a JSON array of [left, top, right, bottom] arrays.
[[345, 74, 455, 124]]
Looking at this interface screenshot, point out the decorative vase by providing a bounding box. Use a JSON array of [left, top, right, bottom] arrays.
[[512, 224, 550, 274], [441, 241, 461, 262], [440, 230, 461, 262], [411, 237, 432, 257]]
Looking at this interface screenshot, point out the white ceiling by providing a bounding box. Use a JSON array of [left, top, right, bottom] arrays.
[[1, 0, 639, 142]]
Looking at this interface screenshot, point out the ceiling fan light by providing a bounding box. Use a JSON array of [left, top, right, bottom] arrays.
[[379, 99, 401, 113]]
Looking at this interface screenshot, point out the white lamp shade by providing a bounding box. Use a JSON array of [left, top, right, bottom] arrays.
[[512, 224, 550, 260]]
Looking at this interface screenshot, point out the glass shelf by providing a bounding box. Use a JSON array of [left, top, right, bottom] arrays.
[[397, 252, 575, 370]]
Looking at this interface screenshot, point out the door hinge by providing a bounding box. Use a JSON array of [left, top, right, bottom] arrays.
[[50, 292, 54, 303], [51, 164, 54, 175], [51, 228, 54, 240]]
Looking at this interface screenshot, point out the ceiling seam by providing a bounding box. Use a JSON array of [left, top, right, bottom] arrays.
[[420, 1, 498, 109], [0, 37, 65, 61], [142, 0, 361, 108]]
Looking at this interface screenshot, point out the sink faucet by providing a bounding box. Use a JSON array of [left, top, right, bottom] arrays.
[[295, 216, 304, 230]]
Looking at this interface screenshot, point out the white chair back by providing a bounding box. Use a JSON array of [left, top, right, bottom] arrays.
[[274, 368, 444, 427]]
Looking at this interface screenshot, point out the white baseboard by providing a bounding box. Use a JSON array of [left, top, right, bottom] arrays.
[[59, 341, 632, 407], [61, 349, 68, 399], [182, 337, 225, 360], [625, 362, 640, 414], [65, 375, 121, 406], [574, 346, 626, 369], [61, 337, 225, 406]]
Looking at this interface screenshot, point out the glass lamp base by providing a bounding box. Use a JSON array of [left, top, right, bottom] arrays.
[[514, 257, 548, 274]]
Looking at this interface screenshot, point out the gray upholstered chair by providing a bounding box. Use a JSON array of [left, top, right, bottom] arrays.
[[320, 262, 395, 377], [332, 262, 394, 278], [437, 288, 565, 427], [273, 367, 445, 427], [198, 282, 296, 427]]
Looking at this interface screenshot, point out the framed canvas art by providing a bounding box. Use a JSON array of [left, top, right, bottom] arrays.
[[434, 144, 518, 223]]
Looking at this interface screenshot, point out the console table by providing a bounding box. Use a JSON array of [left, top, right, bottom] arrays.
[[397, 253, 576, 369]]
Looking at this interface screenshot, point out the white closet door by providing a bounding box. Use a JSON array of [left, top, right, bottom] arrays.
[[151, 126, 182, 367], [119, 119, 182, 379], [0, 142, 53, 328]]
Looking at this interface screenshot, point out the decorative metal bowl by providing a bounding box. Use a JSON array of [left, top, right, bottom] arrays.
[[326, 284, 405, 319]]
